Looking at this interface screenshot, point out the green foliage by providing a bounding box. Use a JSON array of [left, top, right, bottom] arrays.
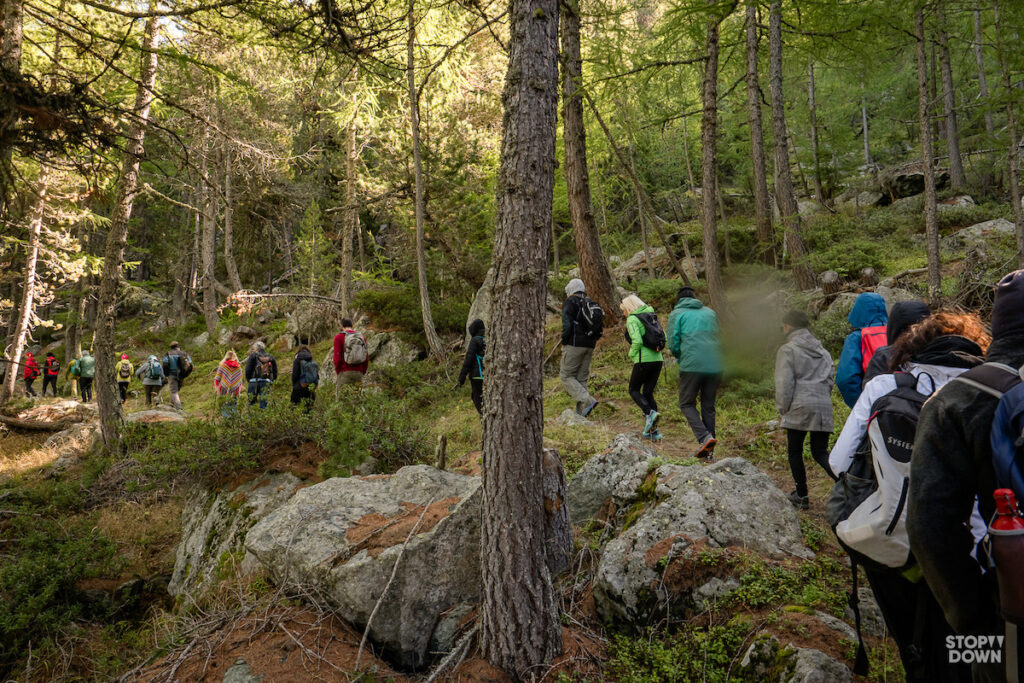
[[728, 554, 847, 616], [293, 200, 336, 296], [636, 278, 682, 312], [353, 285, 469, 345], [606, 619, 753, 682]]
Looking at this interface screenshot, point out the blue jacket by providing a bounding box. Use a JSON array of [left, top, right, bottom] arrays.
[[667, 297, 722, 374], [836, 292, 888, 407]]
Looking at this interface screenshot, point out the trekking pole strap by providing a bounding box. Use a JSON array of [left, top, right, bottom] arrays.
[[848, 561, 870, 676]]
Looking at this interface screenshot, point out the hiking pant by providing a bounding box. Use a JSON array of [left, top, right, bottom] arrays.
[[470, 378, 483, 415], [678, 371, 720, 442], [24, 378, 36, 396], [118, 381, 129, 403], [290, 385, 314, 413], [167, 377, 181, 410], [42, 375, 57, 396], [249, 379, 271, 409], [560, 346, 595, 412], [144, 384, 160, 406], [336, 370, 363, 387], [80, 377, 93, 402], [786, 429, 831, 498], [629, 361, 662, 416], [220, 396, 238, 418]]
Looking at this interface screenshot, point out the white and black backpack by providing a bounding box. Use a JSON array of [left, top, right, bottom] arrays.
[[574, 296, 604, 341]]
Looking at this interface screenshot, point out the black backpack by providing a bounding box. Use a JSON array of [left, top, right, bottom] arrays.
[[628, 312, 666, 352], [255, 353, 274, 380], [299, 359, 319, 388], [575, 296, 604, 340]]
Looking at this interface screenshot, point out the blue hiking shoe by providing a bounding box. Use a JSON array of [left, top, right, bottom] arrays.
[[650, 429, 663, 442], [645, 410, 660, 434], [582, 399, 598, 417]]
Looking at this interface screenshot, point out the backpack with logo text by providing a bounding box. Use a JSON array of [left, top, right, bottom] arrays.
[[575, 296, 604, 340], [860, 326, 888, 372], [343, 331, 368, 366], [299, 359, 320, 389]]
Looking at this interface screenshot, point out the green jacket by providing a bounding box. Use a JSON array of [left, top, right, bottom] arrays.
[[667, 297, 722, 374], [626, 305, 664, 364], [77, 353, 96, 379]]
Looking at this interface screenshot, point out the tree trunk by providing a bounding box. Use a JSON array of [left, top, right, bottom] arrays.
[[339, 117, 357, 316], [745, 1, 774, 265], [200, 132, 219, 336], [861, 82, 872, 167], [716, 174, 730, 267], [407, 0, 444, 358], [820, 270, 842, 295], [808, 61, 824, 202], [480, 0, 562, 674], [700, 8, 726, 313], [915, 6, 942, 305], [0, 0, 23, 187], [993, 0, 1024, 267], [974, 9, 994, 136], [551, 216, 559, 270], [680, 114, 697, 194], [768, 0, 815, 290], [937, 7, 966, 189], [93, 11, 159, 450], [223, 157, 242, 292], [623, 101, 654, 278], [1, 167, 47, 402], [561, 0, 619, 321]]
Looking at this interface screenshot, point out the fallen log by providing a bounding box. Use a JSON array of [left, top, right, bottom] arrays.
[[0, 414, 83, 432]]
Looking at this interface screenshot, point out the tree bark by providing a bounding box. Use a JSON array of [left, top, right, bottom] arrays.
[[993, 0, 1024, 267], [936, 6, 966, 189], [974, 9, 994, 136], [0, 0, 23, 187], [861, 82, 872, 167], [200, 131, 219, 336], [93, 11, 159, 451], [339, 116, 357, 316], [480, 0, 562, 674], [622, 99, 654, 278], [745, 1, 774, 265], [915, 6, 942, 306], [768, 0, 815, 290], [561, 0, 619, 322], [700, 8, 726, 314], [223, 156, 242, 292], [407, 0, 444, 358], [808, 61, 824, 202]]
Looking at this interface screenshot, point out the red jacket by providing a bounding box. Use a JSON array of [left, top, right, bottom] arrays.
[[333, 330, 369, 374], [23, 354, 39, 380], [45, 356, 60, 376]]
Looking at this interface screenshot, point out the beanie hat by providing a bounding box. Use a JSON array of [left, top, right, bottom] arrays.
[[565, 278, 586, 297], [121, 353, 129, 360], [677, 286, 697, 301], [991, 270, 1024, 339], [886, 300, 930, 344], [783, 310, 810, 329]]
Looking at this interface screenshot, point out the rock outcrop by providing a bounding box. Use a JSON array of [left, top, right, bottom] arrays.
[[567, 433, 660, 523], [942, 218, 1016, 250], [740, 633, 852, 683]]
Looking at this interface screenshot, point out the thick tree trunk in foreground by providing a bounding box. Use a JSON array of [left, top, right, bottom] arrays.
[[407, 0, 443, 358], [915, 7, 942, 305], [993, 0, 1024, 267], [94, 12, 159, 451], [700, 10, 726, 313], [480, 0, 562, 674], [223, 160, 242, 292], [808, 61, 824, 202], [768, 0, 814, 290], [560, 0, 618, 322], [745, 1, 774, 265], [936, 7, 966, 189]]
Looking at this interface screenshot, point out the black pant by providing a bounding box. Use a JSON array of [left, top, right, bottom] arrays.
[[24, 378, 36, 396], [629, 361, 662, 416], [80, 377, 93, 402], [470, 378, 483, 415], [678, 372, 721, 441], [42, 374, 57, 396], [786, 429, 831, 497], [290, 384, 315, 413], [118, 381, 129, 403], [144, 384, 160, 406]]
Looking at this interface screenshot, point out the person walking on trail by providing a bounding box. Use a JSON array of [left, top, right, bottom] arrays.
[[829, 310, 990, 683], [775, 310, 834, 510], [42, 352, 60, 397], [457, 319, 486, 415], [245, 341, 277, 410], [836, 292, 888, 407], [214, 349, 244, 418], [862, 300, 930, 387], [291, 345, 319, 412], [560, 278, 603, 417], [908, 271, 1024, 683], [114, 353, 134, 405], [667, 286, 722, 461], [77, 350, 95, 403], [136, 354, 164, 407], [333, 318, 369, 388], [161, 342, 192, 411], [620, 295, 665, 441], [22, 351, 39, 397]]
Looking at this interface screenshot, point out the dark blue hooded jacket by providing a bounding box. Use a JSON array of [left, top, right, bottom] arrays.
[[836, 292, 888, 407]]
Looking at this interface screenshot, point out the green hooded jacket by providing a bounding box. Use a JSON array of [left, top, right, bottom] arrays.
[[626, 305, 664, 364], [667, 297, 722, 374], [77, 352, 96, 379]]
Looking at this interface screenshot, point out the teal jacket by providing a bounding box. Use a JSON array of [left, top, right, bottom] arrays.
[[667, 297, 722, 374], [626, 305, 664, 364], [77, 352, 96, 379]]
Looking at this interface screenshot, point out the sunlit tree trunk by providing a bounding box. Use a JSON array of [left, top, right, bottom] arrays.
[[700, 5, 726, 313], [768, 0, 814, 290], [808, 61, 824, 201], [200, 131, 219, 335], [480, 0, 562, 674], [94, 11, 159, 449], [624, 106, 654, 279], [915, 6, 942, 305], [223, 158, 242, 292], [936, 6, 966, 189], [994, 0, 1023, 267], [0, 0, 23, 191], [339, 116, 356, 315], [745, 1, 774, 265]]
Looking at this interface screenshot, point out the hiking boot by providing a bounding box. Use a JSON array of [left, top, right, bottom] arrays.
[[582, 399, 598, 417], [788, 490, 810, 510], [694, 434, 717, 459], [649, 429, 663, 442], [644, 410, 660, 434]]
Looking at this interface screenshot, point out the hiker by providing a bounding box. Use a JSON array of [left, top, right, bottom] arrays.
[[161, 341, 192, 411], [333, 318, 368, 387], [213, 349, 244, 418], [774, 310, 834, 510], [667, 286, 722, 461], [457, 319, 486, 415], [114, 353, 134, 404], [620, 295, 665, 441], [22, 352, 39, 397], [862, 300, 930, 387], [136, 354, 164, 407], [245, 341, 277, 409], [42, 351, 60, 397], [830, 310, 990, 683], [836, 292, 888, 407], [560, 278, 603, 416], [77, 350, 95, 403], [291, 346, 319, 412], [908, 271, 1024, 683]]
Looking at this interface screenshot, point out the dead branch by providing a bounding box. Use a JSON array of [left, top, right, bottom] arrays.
[[0, 413, 82, 431]]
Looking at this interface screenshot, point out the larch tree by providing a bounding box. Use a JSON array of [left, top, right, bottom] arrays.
[[199, 128, 219, 336], [935, 5, 965, 189], [699, 0, 727, 314], [223, 154, 242, 292], [914, 5, 941, 305], [807, 61, 824, 202], [745, 0, 774, 265], [479, 0, 562, 675], [993, 0, 1023, 266], [94, 10, 160, 451], [973, 9, 993, 137]]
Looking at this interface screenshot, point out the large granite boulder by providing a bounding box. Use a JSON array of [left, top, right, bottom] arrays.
[[942, 218, 1016, 250], [367, 331, 422, 368], [466, 267, 495, 345], [286, 306, 339, 344], [740, 633, 852, 683]]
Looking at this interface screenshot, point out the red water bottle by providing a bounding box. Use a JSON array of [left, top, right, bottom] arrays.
[[989, 488, 1024, 625]]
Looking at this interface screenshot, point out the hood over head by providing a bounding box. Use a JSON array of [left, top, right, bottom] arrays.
[[468, 318, 485, 337], [911, 334, 985, 369], [295, 347, 312, 360], [25, 352, 33, 360], [224, 359, 240, 368], [992, 269, 1024, 339], [886, 300, 931, 344], [46, 352, 55, 357], [81, 350, 91, 357], [565, 278, 586, 297], [787, 327, 829, 359], [847, 292, 888, 330]]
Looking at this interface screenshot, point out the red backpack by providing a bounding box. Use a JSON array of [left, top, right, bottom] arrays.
[[860, 326, 887, 371]]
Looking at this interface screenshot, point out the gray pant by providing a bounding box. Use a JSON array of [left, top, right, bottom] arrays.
[[560, 346, 595, 411], [678, 371, 721, 442], [168, 377, 182, 410]]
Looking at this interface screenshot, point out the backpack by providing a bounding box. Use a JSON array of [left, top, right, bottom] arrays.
[[147, 360, 163, 381], [163, 353, 179, 375], [860, 326, 888, 372], [299, 359, 320, 388], [179, 355, 194, 380], [574, 296, 604, 340], [343, 331, 368, 365], [631, 312, 666, 352], [474, 336, 485, 379], [255, 353, 274, 380], [70, 360, 80, 377], [955, 363, 1024, 502], [48, 358, 60, 375], [118, 363, 131, 379]]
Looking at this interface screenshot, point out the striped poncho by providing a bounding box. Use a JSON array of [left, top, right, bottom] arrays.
[[214, 359, 244, 397]]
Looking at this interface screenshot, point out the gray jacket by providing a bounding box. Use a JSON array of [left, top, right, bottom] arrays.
[[775, 328, 835, 432]]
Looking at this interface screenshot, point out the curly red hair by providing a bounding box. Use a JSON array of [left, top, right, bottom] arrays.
[[888, 309, 990, 370]]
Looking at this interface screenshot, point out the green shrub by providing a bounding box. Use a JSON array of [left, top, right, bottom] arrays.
[[636, 278, 681, 313], [353, 285, 469, 344], [606, 619, 753, 682]]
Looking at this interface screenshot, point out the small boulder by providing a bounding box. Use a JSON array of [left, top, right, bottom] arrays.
[[192, 331, 211, 347], [125, 409, 187, 425], [45, 422, 100, 475], [740, 634, 852, 683], [555, 408, 595, 428], [286, 306, 338, 344], [567, 433, 660, 523], [942, 218, 1016, 250], [838, 191, 885, 212], [844, 586, 886, 638], [937, 194, 976, 211], [368, 332, 422, 367]]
